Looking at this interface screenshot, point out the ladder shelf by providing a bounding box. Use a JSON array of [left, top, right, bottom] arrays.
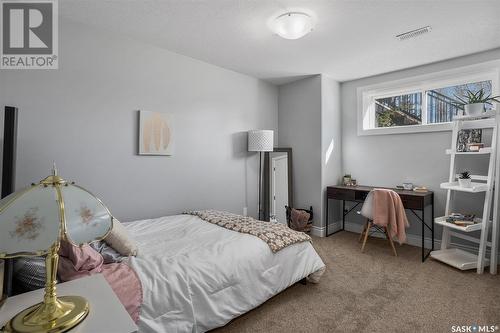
[[431, 111, 499, 274], [445, 148, 492, 155], [430, 248, 490, 271], [440, 182, 489, 193], [434, 216, 489, 233]]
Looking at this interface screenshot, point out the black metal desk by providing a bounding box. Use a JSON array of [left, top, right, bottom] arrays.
[[325, 185, 434, 262]]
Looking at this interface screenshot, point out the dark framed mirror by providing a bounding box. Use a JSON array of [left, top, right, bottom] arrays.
[[262, 148, 293, 224]]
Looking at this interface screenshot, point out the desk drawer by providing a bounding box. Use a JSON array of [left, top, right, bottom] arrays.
[[328, 187, 355, 201], [400, 196, 422, 210]]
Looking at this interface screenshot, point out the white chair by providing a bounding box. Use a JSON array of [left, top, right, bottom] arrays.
[[358, 190, 398, 256]]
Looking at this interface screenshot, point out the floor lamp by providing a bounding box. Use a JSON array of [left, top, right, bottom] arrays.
[[248, 130, 274, 220]]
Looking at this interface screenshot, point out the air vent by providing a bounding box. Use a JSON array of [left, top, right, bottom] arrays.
[[396, 26, 431, 41]]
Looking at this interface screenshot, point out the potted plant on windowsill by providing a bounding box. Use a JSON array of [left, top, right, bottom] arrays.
[[458, 171, 472, 188], [454, 88, 500, 116]]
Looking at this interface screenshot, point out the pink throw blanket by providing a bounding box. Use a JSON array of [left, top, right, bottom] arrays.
[[373, 189, 409, 244], [58, 241, 143, 322]]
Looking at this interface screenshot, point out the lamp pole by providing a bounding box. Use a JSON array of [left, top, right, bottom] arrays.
[[258, 152, 262, 220]]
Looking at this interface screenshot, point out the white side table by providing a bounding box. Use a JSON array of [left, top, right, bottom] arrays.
[[0, 274, 138, 333]]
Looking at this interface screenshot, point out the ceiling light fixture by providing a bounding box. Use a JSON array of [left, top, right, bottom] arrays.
[[396, 26, 432, 41], [270, 12, 314, 40]]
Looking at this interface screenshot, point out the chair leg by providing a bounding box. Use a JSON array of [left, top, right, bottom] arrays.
[[359, 220, 368, 242], [384, 227, 398, 257], [361, 220, 372, 253]]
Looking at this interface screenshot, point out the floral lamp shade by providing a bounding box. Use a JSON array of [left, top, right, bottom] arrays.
[[0, 172, 113, 257], [0, 169, 114, 333]]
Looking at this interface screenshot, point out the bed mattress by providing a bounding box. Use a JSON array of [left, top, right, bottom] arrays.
[[124, 214, 325, 333]]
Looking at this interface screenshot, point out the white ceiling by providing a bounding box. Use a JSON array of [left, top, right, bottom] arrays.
[[61, 0, 500, 85]]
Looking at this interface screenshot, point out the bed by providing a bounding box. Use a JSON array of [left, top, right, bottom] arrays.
[[123, 213, 326, 333]]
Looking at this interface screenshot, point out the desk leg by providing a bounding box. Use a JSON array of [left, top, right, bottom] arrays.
[[326, 196, 329, 237], [342, 200, 345, 231], [421, 205, 425, 262], [431, 193, 435, 251]]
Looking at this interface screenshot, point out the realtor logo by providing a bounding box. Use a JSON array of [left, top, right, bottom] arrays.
[[1, 0, 58, 69]]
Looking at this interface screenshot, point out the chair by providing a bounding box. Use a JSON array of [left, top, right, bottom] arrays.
[[358, 190, 398, 256]]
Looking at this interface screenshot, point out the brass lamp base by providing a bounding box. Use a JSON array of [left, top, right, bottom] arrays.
[[3, 296, 89, 333]]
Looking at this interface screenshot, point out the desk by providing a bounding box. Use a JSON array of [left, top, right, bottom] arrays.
[[326, 185, 434, 262]]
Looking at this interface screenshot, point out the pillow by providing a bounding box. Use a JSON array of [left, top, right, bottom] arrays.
[[90, 240, 125, 264], [104, 219, 138, 256], [13, 256, 46, 291]]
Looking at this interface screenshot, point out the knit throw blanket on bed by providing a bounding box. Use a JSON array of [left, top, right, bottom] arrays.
[[184, 210, 311, 253]]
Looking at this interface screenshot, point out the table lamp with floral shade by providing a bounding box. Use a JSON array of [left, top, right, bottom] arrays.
[[0, 166, 113, 333]]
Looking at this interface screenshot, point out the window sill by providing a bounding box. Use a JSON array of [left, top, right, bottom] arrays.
[[358, 122, 452, 136]]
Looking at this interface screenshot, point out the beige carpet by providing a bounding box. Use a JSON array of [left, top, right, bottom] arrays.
[[214, 232, 500, 333]]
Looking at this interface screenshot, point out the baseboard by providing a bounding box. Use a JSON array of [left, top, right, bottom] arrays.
[[313, 221, 499, 255], [311, 221, 342, 237]]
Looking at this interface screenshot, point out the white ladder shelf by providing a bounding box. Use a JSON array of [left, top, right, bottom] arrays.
[[430, 112, 500, 274]]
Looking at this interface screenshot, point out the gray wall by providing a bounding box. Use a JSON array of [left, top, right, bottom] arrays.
[[341, 48, 500, 246], [321, 75, 342, 232], [0, 19, 278, 221], [278, 76, 322, 226], [278, 75, 343, 233]]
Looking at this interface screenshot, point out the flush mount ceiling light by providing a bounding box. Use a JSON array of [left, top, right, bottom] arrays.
[[270, 12, 314, 40]]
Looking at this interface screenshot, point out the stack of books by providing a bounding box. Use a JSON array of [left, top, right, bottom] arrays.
[[446, 213, 476, 227]]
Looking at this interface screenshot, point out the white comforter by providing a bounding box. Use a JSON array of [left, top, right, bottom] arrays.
[[124, 214, 325, 333]]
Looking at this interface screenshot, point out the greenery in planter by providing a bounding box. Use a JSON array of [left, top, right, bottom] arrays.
[[459, 171, 471, 179], [454, 88, 500, 106]]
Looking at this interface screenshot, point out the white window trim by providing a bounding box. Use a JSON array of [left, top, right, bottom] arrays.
[[357, 61, 500, 136]]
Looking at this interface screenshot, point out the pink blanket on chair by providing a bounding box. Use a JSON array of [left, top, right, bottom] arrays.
[[373, 189, 409, 244], [58, 241, 143, 322]]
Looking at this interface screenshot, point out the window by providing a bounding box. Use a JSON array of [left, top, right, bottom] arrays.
[[375, 92, 422, 127], [427, 81, 492, 124], [358, 65, 499, 135]]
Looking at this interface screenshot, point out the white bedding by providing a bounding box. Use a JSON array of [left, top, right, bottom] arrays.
[[124, 214, 325, 333]]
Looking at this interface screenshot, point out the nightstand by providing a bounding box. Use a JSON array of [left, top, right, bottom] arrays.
[[0, 274, 138, 333]]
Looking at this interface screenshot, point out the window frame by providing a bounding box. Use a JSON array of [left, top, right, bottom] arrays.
[[357, 62, 500, 136]]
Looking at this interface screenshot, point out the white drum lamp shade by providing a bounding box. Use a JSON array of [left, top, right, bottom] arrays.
[[248, 130, 274, 152]]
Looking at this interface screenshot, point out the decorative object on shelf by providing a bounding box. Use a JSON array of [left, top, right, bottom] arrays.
[[343, 174, 358, 186], [402, 182, 414, 190], [458, 171, 472, 188], [413, 186, 428, 193], [454, 88, 500, 116], [0, 166, 114, 333], [446, 213, 476, 227], [248, 130, 274, 220], [139, 110, 174, 156], [457, 129, 482, 152], [467, 142, 485, 152]]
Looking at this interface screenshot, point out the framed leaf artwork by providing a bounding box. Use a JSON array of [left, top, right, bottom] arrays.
[[138, 110, 174, 156]]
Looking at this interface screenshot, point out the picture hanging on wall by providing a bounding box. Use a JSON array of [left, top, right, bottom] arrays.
[[139, 110, 174, 155]]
